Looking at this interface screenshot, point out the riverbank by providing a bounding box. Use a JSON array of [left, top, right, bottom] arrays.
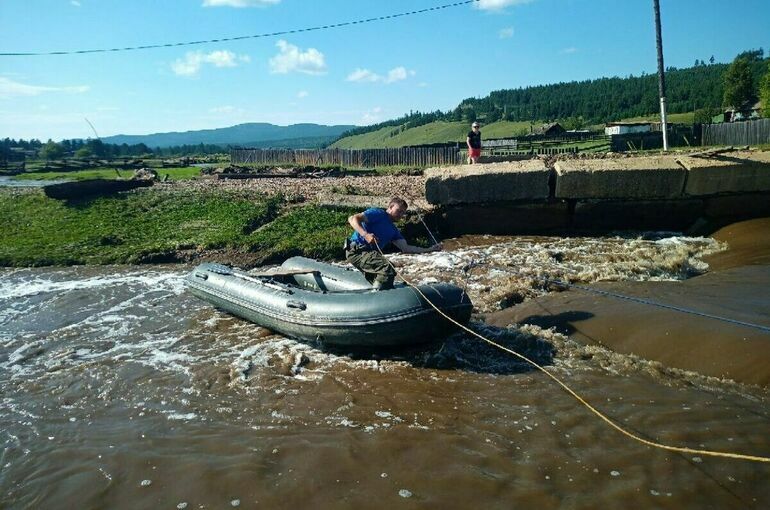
[[0, 175, 435, 267], [486, 218, 770, 386]]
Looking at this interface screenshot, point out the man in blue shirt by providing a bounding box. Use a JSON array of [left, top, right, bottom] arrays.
[[346, 197, 442, 290]]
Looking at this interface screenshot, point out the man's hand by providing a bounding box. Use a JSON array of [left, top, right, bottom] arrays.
[[364, 232, 378, 245]]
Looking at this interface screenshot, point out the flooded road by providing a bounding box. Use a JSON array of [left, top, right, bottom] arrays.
[[2, 224, 769, 508]]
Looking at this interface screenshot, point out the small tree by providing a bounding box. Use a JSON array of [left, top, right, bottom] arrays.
[[694, 107, 721, 124], [723, 56, 755, 108], [760, 65, 770, 118], [74, 146, 93, 159], [39, 140, 64, 160]]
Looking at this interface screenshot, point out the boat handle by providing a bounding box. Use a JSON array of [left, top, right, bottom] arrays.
[[194, 272, 208, 280], [286, 300, 307, 311]]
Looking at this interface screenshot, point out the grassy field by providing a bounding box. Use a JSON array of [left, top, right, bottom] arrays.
[[0, 188, 356, 267], [13, 166, 202, 181], [331, 113, 697, 150], [619, 112, 695, 124], [330, 120, 537, 149]]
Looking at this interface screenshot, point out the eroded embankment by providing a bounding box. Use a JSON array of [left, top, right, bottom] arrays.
[[483, 218, 770, 386]]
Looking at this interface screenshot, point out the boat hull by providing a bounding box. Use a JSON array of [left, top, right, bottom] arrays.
[[185, 257, 473, 347]]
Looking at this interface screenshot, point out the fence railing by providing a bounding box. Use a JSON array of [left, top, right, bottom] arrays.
[[231, 147, 464, 168], [702, 119, 770, 146]]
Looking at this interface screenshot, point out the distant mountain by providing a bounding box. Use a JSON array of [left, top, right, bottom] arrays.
[[101, 122, 356, 148]]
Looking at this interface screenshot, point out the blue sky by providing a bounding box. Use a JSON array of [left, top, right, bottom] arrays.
[[1, 0, 768, 141]]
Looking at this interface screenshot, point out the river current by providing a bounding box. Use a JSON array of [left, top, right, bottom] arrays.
[[1, 226, 769, 508]]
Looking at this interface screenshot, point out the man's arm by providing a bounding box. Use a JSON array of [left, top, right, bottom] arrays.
[[392, 238, 442, 254], [466, 135, 472, 150], [348, 212, 376, 244]]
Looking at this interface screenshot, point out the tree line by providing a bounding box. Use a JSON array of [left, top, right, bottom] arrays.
[[1, 137, 229, 161], [336, 49, 770, 141]]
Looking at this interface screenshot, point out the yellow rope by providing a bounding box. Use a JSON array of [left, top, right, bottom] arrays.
[[376, 242, 770, 463]]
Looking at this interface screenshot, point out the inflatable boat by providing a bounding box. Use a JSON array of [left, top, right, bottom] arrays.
[[185, 256, 473, 347]]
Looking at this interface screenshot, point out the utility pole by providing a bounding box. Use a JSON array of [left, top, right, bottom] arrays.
[[653, 0, 669, 151]]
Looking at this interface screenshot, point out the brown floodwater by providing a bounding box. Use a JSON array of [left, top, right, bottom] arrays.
[[1, 220, 769, 508]]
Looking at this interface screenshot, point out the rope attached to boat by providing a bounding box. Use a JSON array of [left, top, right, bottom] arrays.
[[374, 240, 770, 463]]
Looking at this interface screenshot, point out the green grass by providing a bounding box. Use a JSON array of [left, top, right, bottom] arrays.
[[331, 112, 700, 150], [13, 166, 202, 181], [245, 205, 355, 262], [0, 188, 357, 267], [330, 120, 538, 149], [619, 111, 695, 124], [0, 189, 280, 266]]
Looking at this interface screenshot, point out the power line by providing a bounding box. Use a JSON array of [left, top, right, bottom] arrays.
[[0, 0, 479, 57]]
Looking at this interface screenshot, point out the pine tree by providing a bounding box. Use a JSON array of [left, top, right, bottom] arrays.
[[723, 56, 755, 107], [760, 64, 770, 118]]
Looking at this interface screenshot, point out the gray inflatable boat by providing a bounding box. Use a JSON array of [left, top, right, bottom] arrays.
[[185, 256, 473, 347]]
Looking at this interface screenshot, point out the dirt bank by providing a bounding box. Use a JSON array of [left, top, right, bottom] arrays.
[[485, 217, 770, 386], [164, 173, 431, 210]]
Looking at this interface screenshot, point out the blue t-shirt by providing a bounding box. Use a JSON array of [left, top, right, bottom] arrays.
[[350, 208, 404, 250]]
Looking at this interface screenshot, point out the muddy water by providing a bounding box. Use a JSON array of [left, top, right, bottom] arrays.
[[2, 227, 769, 508]]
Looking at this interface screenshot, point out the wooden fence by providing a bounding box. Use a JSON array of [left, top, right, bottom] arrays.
[[231, 147, 463, 168], [702, 119, 770, 146]]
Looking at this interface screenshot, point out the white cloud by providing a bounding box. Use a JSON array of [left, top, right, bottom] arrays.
[[70, 1, 81, 7], [0, 77, 89, 99], [499, 27, 514, 39], [171, 50, 250, 77], [385, 67, 409, 83], [361, 107, 384, 125], [202, 0, 280, 7], [209, 105, 238, 114], [346, 68, 381, 83], [269, 40, 326, 75], [297, 90, 309, 98], [346, 66, 413, 84], [476, 0, 534, 11], [560, 47, 577, 54], [417, 82, 429, 88]]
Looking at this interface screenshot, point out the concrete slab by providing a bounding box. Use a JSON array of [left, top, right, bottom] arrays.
[[437, 202, 569, 236], [678, 150, 770, 196], [424, 160, 550, 205], [703, 192, 770, 219], [554, 157, 685, 199], [572, 199, 703, 231]]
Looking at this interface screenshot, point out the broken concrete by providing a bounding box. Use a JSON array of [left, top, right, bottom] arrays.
[[424, 160, 550, 205], [678, 151, 770, 196], [554, 157, 685, 199], [436, 201, 570, 236], [572, 199, 704, 232], [703, 192, 770, 220]]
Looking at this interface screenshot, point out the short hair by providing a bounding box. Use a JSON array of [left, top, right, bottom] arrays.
[[388, 196, 408, 210]]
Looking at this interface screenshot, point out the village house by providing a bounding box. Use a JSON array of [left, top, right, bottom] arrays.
[[722, 100, 763, 122]]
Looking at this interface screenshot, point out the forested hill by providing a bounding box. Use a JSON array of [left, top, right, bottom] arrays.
[[101, 122, 355, 149], [337, 56, 769, 141]]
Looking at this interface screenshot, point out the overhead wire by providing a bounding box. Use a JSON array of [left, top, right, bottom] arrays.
[[0, 0, 480, 57]]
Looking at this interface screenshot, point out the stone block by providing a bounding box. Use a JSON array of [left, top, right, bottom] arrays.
[[572, 199, 703, 232], [554, 157, 685, 199], [424, 160, 550, 205], [703, 192, 770, 219], [438, 201, 569, 236], [678, 150, 770, 196]]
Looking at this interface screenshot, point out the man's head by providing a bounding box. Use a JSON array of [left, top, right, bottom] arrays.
[[386, 196, 408, 220], [472, 122, 480, 130]]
